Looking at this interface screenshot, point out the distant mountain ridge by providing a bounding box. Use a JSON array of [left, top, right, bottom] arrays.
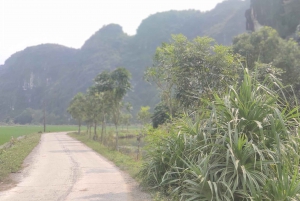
[[0, 0, 250, 123]]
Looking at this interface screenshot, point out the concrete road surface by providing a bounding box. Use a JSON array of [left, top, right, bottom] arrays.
[[0, 132, 150, 201]]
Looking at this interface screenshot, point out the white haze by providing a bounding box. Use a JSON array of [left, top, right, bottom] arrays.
[[0, 0, 224, 64]]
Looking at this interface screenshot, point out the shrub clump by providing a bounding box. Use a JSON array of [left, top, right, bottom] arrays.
[[140, 69, 300, 200]]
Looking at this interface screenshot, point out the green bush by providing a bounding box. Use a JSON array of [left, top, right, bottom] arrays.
[[140, 69, 300, 200]]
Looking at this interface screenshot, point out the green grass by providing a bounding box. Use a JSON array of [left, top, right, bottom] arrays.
[[0, 133, 41, 182], [69, 132, 142, 179], [0, 125, 78, 145], [86, 125, 141, 138]]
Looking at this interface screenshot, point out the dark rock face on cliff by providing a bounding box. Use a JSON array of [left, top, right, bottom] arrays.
[[248, 0, 300, 38]]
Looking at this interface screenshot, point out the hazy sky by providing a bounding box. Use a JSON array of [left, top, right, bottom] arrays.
[[0, 0, 224, 65]]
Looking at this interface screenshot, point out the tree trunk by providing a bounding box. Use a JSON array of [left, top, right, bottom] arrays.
[[101, 119, 104, 143], [78, 120, 81, 134], [137, 135, 141, 160], [93, 122, 97, 140], [43, 100, 46, 132], [168, 95, 173, 119], [89, 124, 92, 139], [104, 121, 106, 138], [115, 125, 119, 150]]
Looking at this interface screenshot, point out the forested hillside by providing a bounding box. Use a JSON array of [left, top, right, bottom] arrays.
[[0, 0, 250, 123]]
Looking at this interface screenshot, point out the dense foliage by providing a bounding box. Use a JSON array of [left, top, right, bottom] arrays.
[[146, 34, 240, 114], [141, 69, 300, 200], [140, 24, 300, 199], [233, 27, 300, 87]]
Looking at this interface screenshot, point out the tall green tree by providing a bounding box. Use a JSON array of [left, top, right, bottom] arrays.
[[137, 106, 151, 127], [146, 34, 240, 111], [110, 68, 131, 149], [98, 91, 111, 143], [120, 102, 133, 131], [67, 93, 85, 134], [94, 67, 131, 149], [85, 89, 103, 140], [145, 48, 176, 117]]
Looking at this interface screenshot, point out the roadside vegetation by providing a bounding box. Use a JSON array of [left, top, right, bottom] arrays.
[[67, 27, 300, 200], [142, 69, 300, 200], [140, 28, 300, 200], [0, 133, 41, 182], [0, 125, 78, 185], [69, 132, 142, 178]]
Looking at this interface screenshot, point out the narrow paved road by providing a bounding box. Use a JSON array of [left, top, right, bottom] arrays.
[[0, 132, 149, 201]]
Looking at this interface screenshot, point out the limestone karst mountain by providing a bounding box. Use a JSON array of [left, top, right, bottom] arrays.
[[0, 0, 251, 123]]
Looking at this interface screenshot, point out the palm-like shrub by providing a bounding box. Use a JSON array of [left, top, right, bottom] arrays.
[[140, 69, 300, 200]]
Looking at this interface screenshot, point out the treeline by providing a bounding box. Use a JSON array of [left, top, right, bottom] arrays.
[[67, 67, 131, 149], [139, 27, 300, 200]]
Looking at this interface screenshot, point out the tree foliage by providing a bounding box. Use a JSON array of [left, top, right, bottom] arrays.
[[67, 68, 131, 147], [137, 106, 151, 126], [233, 27, 300, 86], [151, 104, 169, 128], [67, 93, 85, 134], [93, 67, 131, 148], [146, 34, 240, 111]]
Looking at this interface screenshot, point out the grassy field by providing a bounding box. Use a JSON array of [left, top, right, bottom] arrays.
[[87, 125, 141, 136], [0, 125, 78, 146]]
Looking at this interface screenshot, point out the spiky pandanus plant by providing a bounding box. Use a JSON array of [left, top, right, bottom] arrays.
[[140, 69, 300, 200]]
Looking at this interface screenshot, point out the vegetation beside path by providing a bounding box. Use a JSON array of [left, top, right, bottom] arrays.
[[0, 125, 78, 186], [69, 132, 142, 179], [0, 133, 41, 183]]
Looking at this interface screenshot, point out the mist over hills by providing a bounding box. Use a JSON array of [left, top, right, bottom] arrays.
[[0, 0, 250, 123]]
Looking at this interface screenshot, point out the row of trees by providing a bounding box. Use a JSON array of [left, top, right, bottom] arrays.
[[67, 67, 131, 149]]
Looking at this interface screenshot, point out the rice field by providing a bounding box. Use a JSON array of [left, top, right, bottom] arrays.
[[0, 125, 78, 145]]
